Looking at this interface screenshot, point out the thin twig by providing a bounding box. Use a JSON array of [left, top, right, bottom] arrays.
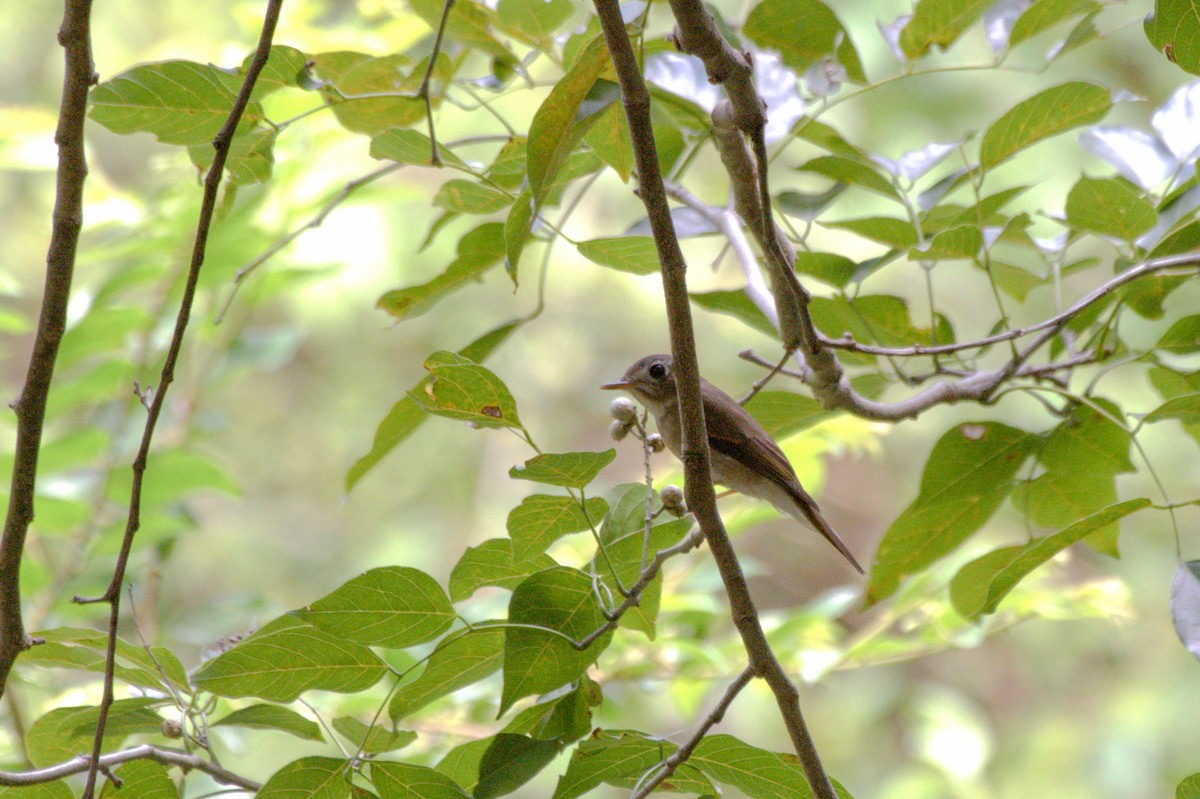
[[72, 3, 285, 797], [632, 666, 755, 798], [417, 0, 455, 165], [0, 0, 96, 699], [0, 745, 260, 791]]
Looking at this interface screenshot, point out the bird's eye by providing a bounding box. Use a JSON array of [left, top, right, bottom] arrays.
[[648, 362, 667, 380]]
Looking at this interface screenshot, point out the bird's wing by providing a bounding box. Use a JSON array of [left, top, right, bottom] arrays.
[[700, 380, 798, 490]]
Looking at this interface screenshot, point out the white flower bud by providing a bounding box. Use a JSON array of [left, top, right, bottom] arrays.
[[609, 419, 631, 441], [646, 434, 665, 453], [609, 397, 638, 423]]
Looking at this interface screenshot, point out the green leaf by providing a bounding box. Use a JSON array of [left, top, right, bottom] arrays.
[[192, 615, 387, 702], [866, 422, 1040, 605], [1149, 219, 1200, 258], [501, 567, 614, 714], [583, 99, 634, 182], [293, 566, 455, 648], [745, 391, 834, 440], [474, 734, 562, 799], [979, 82, 1111, 170], [503, 677, 599, 743], [1066, 176, 1156, 239], [314, 52, 427, 135], [793, 252, 860, 288], [899, 0, 993, 58], [576, 236, 660, 275], [257, 756, 350, 799], [596, 517, 694, 637], [690, 290, 777, 337], [370, 127, 467, 168], [1009, 0, 1099, 49], [1146, 392, 1200, 424], [1158, 315, 1200, 354], [346, 322, 519, 491], [390, 627, 506, 721], [25, 628, 188, 694], [436, 737, 493, 791], [990, 261, 1043, 301], [496, 0, 574, 39], [89, 60, 257, 146], [213, 704, 324, 742], [1122, 274, 1190, 319], [413, 354, 524, 430], [1146, 0, 1200, 74], [100, 761, 178, 799], [377, 223, 506, 321], [910, 224, 983, 260], [505, 188, 536, 281], [448, 538, 557, 601], [824, 216, 918, 249], [26, 700, 164, 767], [508, 450, 616, 488], [553, 730, 716, 799], [331, 717, 416, 754], [744, 0, 864, 82], [527, 37, 610, 203], [951, 498, 1151, 617], [188, 126, 278, 186], [508, 494, 609, 563], [797, 156, 899, 199], [371, 761, 472, 799], [243, 45, 312, 98], [434, 180, 512, 214], [1179, 772, 1200, 799], [693, 734, 853, 798]]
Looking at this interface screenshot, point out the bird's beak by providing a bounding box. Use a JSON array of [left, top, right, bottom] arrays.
[[600, 379, 633, 391]]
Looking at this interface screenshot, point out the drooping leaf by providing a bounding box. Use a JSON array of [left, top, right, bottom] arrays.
[[866, 422, 1039, 605], [507, 494, 609, 564], [377, 223, 506, 321], [89, 60, 256, 146], [1009, 0, 1099, 50], [508, 450, 616, 488], [474, 734, 563, 799], [390, 627, 506, 721], [371, 761, 472, 799], [899, 0, 994, 58], [500, 567, 614, 714], [581, 82, 634, 181], [213, 704, 324, 742], [256, 756, 350, 799], [951, 499, 1151, 617], [1146, 0, 1200, 74], [1145, 392, 1200, 425], [576, 236, 661, 275], [744, 0, 865, 82], [448, 538, 557, 601], [192, 616, 387, 702], [293, 566, 455, 648], [979, 82, 1111, 170], [1065, 176, 1156, 240], [413, 353, 524, 430]]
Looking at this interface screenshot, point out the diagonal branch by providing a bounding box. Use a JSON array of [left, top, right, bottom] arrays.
[[590, 3, 839, 797], [0, 0, 97, 701], [0, 744, 260, 791], [72, 2, 285, 796]]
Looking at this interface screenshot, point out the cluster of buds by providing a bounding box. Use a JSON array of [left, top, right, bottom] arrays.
[[608, 397, 638, 441]]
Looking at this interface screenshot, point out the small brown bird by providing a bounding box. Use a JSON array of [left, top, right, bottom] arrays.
[[602, 354, 863, 574]]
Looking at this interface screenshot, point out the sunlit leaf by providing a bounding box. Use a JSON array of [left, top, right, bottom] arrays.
[[371, 761, 472, 799], [1146, 0, 1200, 74], [553, 730, 715, 799], [1009, 0, 1098, 49], [910, 224, 983, 260], [413, 354, 524, 430], [577, 236, 660, 275], [496, 0, 574, 40], [449, 538, 557, 601], [866, 422, 1039, 605], [824, 216, 919, 249], [256, 756, 350, 799], [744, 0, 865, 81], [500, 567, 614, 714], [294, 566, 455, 648], [434, 179, 512, 214], [508, 494, 609, 563], [1158, 314, 1200, 354], [213, 704, 324, 742], [370, 127, 467, 168], [509, 450, 616, 488], [951, 499, 1150, 617], [390, 627, 506, 721], [193, 616, 387, 702], [378, 223, 506, 320], [690, 290, 777, 337], [980, 82, 1111, 170], [797, 155, 900, 199], [101, 761, 178, 799], [1065, 176, 1156, 239], [899, 0, 993, 58]]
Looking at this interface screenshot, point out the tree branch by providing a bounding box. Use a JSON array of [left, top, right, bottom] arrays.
[[0, 0, 96, 700], [591, 4, 839, 797], [0, 744, 261, 791], [72, 3, 285, 796]]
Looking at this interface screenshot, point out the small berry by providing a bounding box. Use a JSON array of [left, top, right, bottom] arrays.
[[660, 484, 686, 516], [647, 434, 665, 453], [162, 719, 184, 739], [609, 397, 638, 423], [609, 420, 631, 441]]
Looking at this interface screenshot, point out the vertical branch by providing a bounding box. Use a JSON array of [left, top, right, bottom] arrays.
[[72, 2, 285, 796], [589, 3, 839, 797], [0, 0, 96, 700]]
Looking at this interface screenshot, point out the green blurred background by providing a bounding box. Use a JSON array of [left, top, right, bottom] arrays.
[[2, 0, 1199, 796]]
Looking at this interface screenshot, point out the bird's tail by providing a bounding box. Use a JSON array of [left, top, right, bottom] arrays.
[[784, 483, 865, 575]]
